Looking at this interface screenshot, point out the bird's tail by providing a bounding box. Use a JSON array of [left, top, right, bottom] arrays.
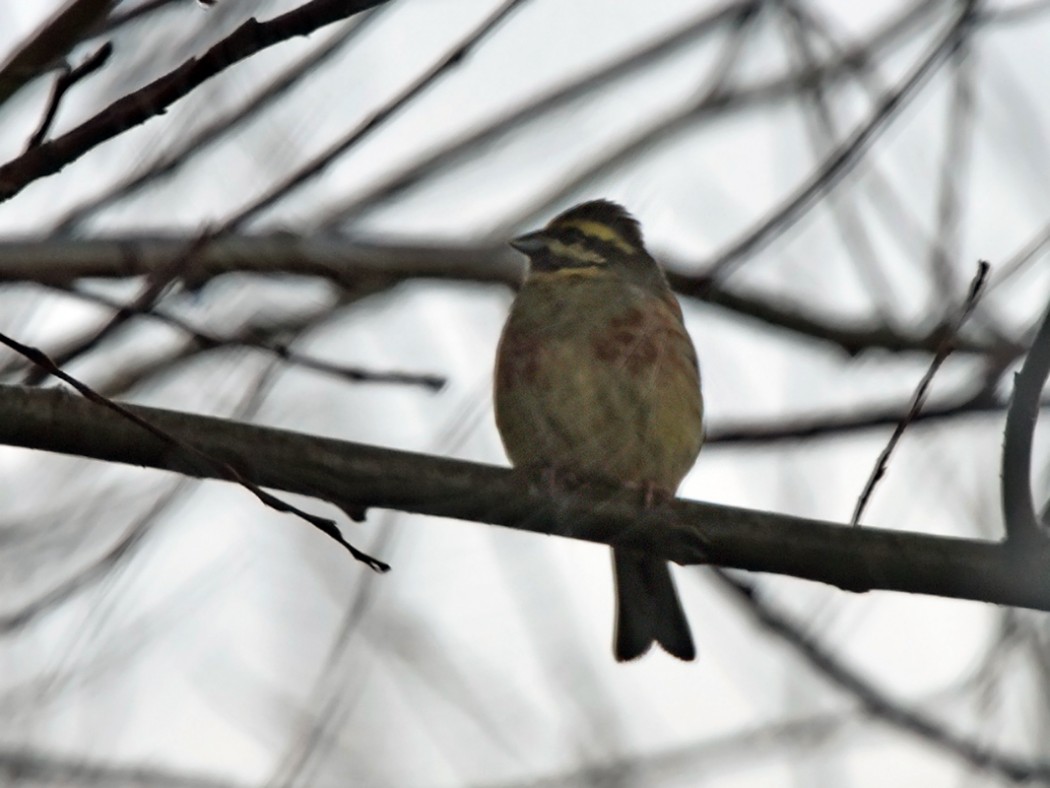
[[613, 550, 695, 661]]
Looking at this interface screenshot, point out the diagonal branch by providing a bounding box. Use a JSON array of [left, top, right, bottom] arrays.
[[851, 261, 989, 526], [0, 0, 388, 203]]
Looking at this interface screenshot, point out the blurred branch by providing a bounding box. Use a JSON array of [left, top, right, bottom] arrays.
[[716, 570, 1050, 783], [1002, 299, 1050, 545], [479, 709, 859, 787], [704, 0, 977, 282], [0, 746, 241, 788], [706, 389, 1044, 445], [0, 747, 240, 788], [0, 0, 388, 203], [22, 229, 217, 384], [1, 350, 289, 635], [66, 284, 446, 397], [0, 473, 182, 634], [0, 0, 114, 108], [52, 9, 385, 236], [100, 0, 185, 34], [224, 0, 530, 230], [23, 0, 522, 380], [4, 383, 1050, 612], [777, 0, 899, 326], [0, 235, 1014, 357], [925, 8, 976, 312], [493, 1, 971, 244], [319, 0, 936, 229], [668, 270, 1014, 357]]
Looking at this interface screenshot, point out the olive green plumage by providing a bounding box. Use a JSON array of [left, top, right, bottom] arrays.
[[494, 200, 704, 661]]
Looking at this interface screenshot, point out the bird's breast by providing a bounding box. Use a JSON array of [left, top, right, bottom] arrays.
[[494, 278, 703, 489]]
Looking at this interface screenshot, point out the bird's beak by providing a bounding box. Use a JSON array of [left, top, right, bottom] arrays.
[[509, 230, 549, 256]]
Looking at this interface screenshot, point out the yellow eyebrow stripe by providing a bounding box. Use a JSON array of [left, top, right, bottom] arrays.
[[560, 219, 636, 253], [546, 239, 606, 264], [530, 267, 605, 282]]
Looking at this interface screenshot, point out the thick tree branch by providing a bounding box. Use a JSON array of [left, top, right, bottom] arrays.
[[1, 383, 1048, 611]]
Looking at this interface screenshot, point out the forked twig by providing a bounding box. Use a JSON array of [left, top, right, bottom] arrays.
[[25, 42, 112, 151]]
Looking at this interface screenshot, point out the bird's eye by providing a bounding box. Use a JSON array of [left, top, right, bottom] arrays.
[[562, 227, 585, 244]]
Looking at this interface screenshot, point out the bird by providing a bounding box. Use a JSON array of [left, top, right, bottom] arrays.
[[494, 199, 703, 661]]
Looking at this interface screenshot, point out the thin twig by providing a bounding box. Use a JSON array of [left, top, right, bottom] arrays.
[[62, 284, 446, 391], [316, 0, 755, 229], [851, 260, 990, 526], [703, 0, 977, 283], [23, 227, 217, 384], [223, 0, 530, 230], [0, 332, 389, 572]]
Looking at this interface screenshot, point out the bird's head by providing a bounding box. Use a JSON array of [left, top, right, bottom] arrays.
[[510, 200, 663, 287]]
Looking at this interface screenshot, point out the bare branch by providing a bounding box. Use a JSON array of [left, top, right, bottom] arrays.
[[24, 42, 113, 151], [224, 0, 530, 230], [0, 745, 241, 788], [52, 9, 385, 236], [0, 336, 388, 571], [716, 570, 1050, 783], [1002, 298, 1050, 545], [706, 389, 1046, 446], [24, 283, 446, 393], [3, 383, 1050, 612], [318, 0, 935, 229], [0, 235, 1013, 357], [851, 261, 989, 526], [0, 0, 388, 203]]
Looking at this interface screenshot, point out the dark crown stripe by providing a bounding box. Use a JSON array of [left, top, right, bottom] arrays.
[[548, 199, 645, 250]]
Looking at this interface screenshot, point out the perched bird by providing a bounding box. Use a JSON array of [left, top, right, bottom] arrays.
[[494, 199, 703, 661]]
